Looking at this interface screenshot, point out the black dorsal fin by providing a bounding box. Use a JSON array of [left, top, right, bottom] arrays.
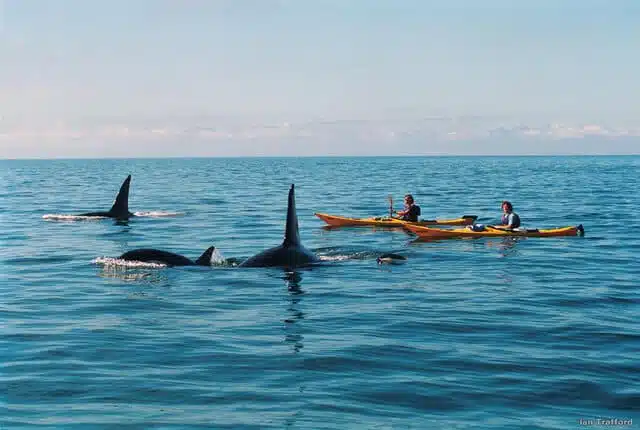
[[195, 246, 215, 266], [283, 184, 301, 247], [108, 175, 131, 217]]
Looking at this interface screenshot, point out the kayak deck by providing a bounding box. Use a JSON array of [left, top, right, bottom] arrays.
[[315, 212, 477, 227], [404, 223, 585, 239]]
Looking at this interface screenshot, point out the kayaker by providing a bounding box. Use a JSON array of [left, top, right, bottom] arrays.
[[495, 200, 521, 229], [394, 194, 421, 222]]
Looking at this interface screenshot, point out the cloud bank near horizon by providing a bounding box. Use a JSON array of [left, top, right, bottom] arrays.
[[2, 116, 638, 158]]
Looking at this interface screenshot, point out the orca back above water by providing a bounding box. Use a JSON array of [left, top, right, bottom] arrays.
[[79, 175, 134, 220], [239, 184, 319, 269], [377, 253, 407, 265], [119, 247, 215, 267]]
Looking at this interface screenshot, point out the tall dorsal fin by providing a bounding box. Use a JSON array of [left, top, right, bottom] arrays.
[[108, 175, 131, 217], [283, 184, 300, 247]]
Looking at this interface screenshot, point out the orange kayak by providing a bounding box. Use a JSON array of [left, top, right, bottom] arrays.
[[404, 223, 585, 239], [314, 212, 478, 228]]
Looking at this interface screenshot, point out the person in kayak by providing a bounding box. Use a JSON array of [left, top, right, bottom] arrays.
[[494, 200, 521, 229], [394, 194, 421, 222]]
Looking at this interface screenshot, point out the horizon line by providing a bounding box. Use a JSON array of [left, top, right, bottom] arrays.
[[3, 153, 639, 161]]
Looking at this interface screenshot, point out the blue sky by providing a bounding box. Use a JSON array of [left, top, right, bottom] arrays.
[[1, 0, 639, 157]]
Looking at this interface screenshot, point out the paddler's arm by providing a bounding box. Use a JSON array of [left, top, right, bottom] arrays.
[[491, 225, 507, 229], [490, 224, 514, 230]]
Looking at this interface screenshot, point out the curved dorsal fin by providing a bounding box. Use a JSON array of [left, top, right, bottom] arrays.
[[283, 184, 300, 246], [195, 246, 215, 266]]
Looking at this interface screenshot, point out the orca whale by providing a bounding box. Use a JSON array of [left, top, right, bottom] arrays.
[[239, 184, 320, 269], [78, 175, 134, 220], [119, 247, 215, 267], [376, 253, 407, 265]]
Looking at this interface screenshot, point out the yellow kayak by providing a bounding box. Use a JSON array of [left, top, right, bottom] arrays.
[[404, 223, 585, 239], [314, 212, 478, 228]]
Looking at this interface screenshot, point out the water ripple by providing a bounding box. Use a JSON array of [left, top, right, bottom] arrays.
[[1, 156, 639, 429]]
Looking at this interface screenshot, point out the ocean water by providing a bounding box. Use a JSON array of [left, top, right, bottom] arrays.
[[1, 156, 639, 429]]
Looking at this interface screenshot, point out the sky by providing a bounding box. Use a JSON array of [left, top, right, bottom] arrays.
[[1, 0, 639, 157]]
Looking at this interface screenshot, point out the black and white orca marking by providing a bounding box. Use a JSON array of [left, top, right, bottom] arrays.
[[118, 247, 215, 267]]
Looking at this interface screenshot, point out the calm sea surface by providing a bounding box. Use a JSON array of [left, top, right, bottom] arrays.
[[1, 156, 639, 429]]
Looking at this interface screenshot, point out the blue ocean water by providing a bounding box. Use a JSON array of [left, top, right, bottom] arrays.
[[1, 156, 639, 429]]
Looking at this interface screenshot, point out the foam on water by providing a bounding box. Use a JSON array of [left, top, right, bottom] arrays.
[[318, 254, 359, 262], [133, 211, 185, 217], [209, 247, 227, 265], [92, 256, 168, 269], [43, 214, 107, 221], [42, 211, 184, 221], [317, 249, 388, 262]]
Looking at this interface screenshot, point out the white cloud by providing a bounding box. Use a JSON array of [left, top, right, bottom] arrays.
[[1, 115, 639, 158]]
